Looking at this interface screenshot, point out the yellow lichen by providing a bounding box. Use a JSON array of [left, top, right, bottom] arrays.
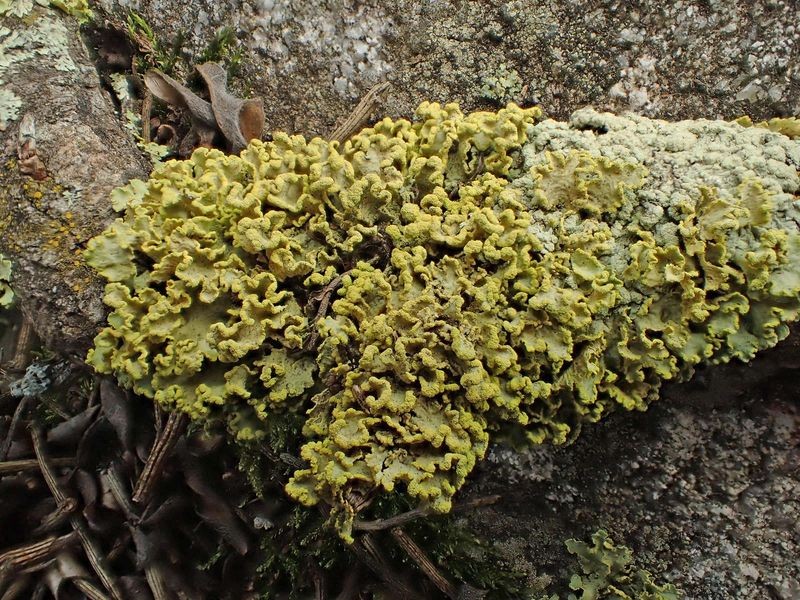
[[86, 103, 800, 540], [0, 253, 13, 307]]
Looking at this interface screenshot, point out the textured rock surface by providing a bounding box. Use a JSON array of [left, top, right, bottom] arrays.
[[1, 0, 798, 596], [95, 0, 800, 136], [466, 330, 800, 598], [0, 3, 148, 354]]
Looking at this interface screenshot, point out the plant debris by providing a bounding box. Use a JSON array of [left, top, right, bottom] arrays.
[[144, 62, 264, 154]]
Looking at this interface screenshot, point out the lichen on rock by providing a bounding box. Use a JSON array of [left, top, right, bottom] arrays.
[[548, 529, 680, 599], [0, 0, 81, 131], [85, 102, 800, 539], [0, 253, 13, 308]]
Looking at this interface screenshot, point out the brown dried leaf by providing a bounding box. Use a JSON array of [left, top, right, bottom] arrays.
[[76, 419, 118, 469], [119, 576, 154, 600], [139, 495, 189, 528], [143, 70, 216, 129], [196, 62, 263, 153], [99, 379, 132, 450], [178, 445, 250, 555], [130, 527, 159, 570], [72, 468, 97, 508], [47, 406, 99, 447], [43, 552, 89, 599]]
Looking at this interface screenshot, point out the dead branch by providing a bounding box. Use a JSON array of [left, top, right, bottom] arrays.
[[31, 427, 126, 600], [132, 411, 187, 505]]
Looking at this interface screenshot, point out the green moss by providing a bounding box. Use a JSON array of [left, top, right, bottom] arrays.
[[402, 511, 536, 598], [86, 103, 800, 540], [126, 10, 185, 75], [196, 27, 244, 78]]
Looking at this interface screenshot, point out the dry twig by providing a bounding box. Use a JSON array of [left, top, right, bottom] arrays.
[[329, 81, 390, 143], [141, 89, 153, 144], [0, 533, 77, 594], [350, 533, 423, 600], [0, 457, 74, 475], [31, 498, 79, 537], [132, 411, 187, 505], [353, 494, 501, 532], [73, 578, 112, 600], [391, 528, 457, 599], [100, 467, 170, 600], [0, 396, 31, 461], [31, 427, 126, 600]]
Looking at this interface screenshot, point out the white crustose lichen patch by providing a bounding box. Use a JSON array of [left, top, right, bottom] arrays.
[[0, 1, 78, 130]]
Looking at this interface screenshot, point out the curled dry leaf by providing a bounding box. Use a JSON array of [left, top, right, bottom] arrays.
[[196, 62, 264, 153], [144, 62, 263, 155], [238, 100, 265, 144], [143, 70, 216, 128], [154, 124, 176, 145], [47, 406, 100, 447], [99, 380, 133, 451]]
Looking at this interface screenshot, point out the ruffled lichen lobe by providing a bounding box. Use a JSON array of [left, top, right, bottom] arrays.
[[559, 529, 680, 599], [0, 253, 13, 307], [85, 103, 800, 539]]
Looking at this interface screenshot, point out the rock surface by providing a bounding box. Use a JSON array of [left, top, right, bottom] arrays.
[[465, 328, 800, 598], [0, 4, 148, 355], [95, 0, 800, 136], [1, 0, 798, 596]]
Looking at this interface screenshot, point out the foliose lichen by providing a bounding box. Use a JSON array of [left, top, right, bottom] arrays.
[[0, 253, 13, 308], [542, 529, 679, 600], [49, 0, 92, 23], [480, 62, 523, 105], [85, 103, 800, 540]]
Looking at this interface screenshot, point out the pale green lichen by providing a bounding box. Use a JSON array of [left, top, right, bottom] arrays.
[[110, 72, 134, 105], [123, 108, 171, 164], [0, 0, 79, 130], [49, 0, 92, 23], [109, 73, 171, 165], [541, 529, 680, 600], [480, 62, 523, 105], [0, 0, 91, 21], [0, 253, 13, 308], [85, 103, 800, 540]]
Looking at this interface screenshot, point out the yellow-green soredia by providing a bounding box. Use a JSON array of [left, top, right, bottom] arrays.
[[85, 103, 800, 540]]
